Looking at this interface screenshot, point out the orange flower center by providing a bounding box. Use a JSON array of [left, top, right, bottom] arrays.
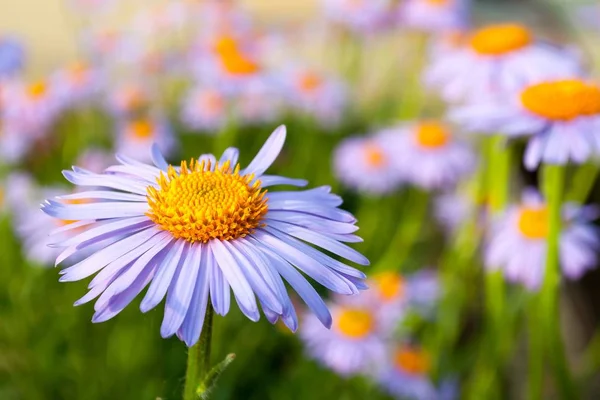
[[200, 90, 226, 114], [517, 206, 548, 239], [147, 160, 268, 243], [470, 24, 532, 55], [363, 143, 387, 168], [426, 0, 449, 6], [27, 81, 47, 99], [520, 80, 600, 121], [336, 308, 374, 339], [373, 271, 405, 302], [298, 72, 323, 93], [394, 347, 430, 375], [128, 119, 155, 140], [214, 36, 260, 76], [415, 122, 450, 148], [68, 62, 89, 85]]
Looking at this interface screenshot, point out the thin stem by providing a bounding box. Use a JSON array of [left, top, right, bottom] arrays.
[[183, 306, 214, 400], [398, 31, 429, 120], [527, 296, 544, 400], [541, 165, 576, 398]]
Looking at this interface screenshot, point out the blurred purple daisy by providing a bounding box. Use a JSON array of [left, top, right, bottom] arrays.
[[386, 122, 476, 190], [485, 190, 599, 291], [425, 23, 581, 103], [333, 132, 404, 194], [378, 344, 456, 400], [0, 36, 25, 78], [300, 296, 388, 377], [399, 0, 471, 33], [180, 84, 229, 133], [322, 0, 396, 33], [452, 78, 600, 170], [116, 116, 176, 163], [41, 126, 368, 346]]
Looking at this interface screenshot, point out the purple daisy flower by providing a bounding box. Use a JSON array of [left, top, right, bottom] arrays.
[[300, 296, 388, 377], [383, 122, 476, 190], [485, 190, 599, 291], [0, 36, 25, 78], [424, 23, 581, 103], [116, 115, 177, 163], [41, 126, 368, 346], [333, 132, 404, 194], [51, 61, 103, 108], [322, 0, 397, 33], [398, 0, 471, 33], [451, 78, 600, 170], [180, 84, 229, 133]]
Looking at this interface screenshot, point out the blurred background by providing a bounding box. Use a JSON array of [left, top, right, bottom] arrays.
[[2, 0, 600, 399]]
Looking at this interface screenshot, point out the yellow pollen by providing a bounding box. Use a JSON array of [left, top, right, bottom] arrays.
[[470, 23, 532, 55], [520, 80, 600, 121], [415, 122, 450, 148], [146, 159, 268, 243], [128, 119, 155, 140], [363, 143, 387, 168], [298, 72, 323, 92], [336, 308, 374, 339], [27, 81, 47, 99], [394, 346, 430, 375], [373, 272, 405, 302], [517, 206, 548, 239]]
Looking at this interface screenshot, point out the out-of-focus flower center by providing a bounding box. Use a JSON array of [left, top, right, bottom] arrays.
[[336, 308, 374, 339], [214, 36, 260, 76], [363, 143, 387, 168], [520, 80, 600, 121], [27, 81, 47, 99], [415, 122, 450, 148], [394, 346, 430, 375], [147, 160, 268, 243], [128, 119, 155, 140], [200, 90, 226, 114], [68, 62, 89, 85], [470, 24, 532, 55], [298, 72, 323, 93], [517, 206, 548, 239], [373, 271, 405, 302], [122, 87, 147, 112], [426, 0, 449, 6]]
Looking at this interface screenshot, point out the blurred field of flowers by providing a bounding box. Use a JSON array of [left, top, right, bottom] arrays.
[[2, 0, 600, 399]]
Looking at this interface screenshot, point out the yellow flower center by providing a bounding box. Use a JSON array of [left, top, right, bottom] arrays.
[[415, 122, 450, 148], [214, 36, 260, 76], [146, 160, 268, 243], [128, 119, 155, 141], [27, 81, 47, 99], [363, 143, 387, 168], [298, 72, 323, 93], [520, 80, 600, 121], [517, 206, 548, 239], [373, 271, 405, 302], [394, 346, 430, 375], [336, 308, 374, 339], [426, 0, 449, 6], [68, 62, 89, 85], [470, 24, 532, 55]]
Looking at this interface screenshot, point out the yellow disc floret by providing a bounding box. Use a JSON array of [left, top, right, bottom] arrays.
[[373, 271, 405, 302], [415, 122, 450, 149], [336, 308, 374, 339], [394, 346, 430, 375], [147, 159, 268, 243], [517, 206, 548, 239], [520, 80, 600, 121], [470, 23, 532, 55]]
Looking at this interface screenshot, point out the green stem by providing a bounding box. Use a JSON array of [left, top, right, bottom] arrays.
[[398, 31, 429, 120], [183, 306, 214, 400], [541, 165, 576, 399], [485, 135, 511, 361], [376, 189, 428, 270], [527, 296, 544, 400]]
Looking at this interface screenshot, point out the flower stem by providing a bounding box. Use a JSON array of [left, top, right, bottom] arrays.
[[540, 164, 576, 399], [183, 305, 214, 400], [485, 136, 511, 362]]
